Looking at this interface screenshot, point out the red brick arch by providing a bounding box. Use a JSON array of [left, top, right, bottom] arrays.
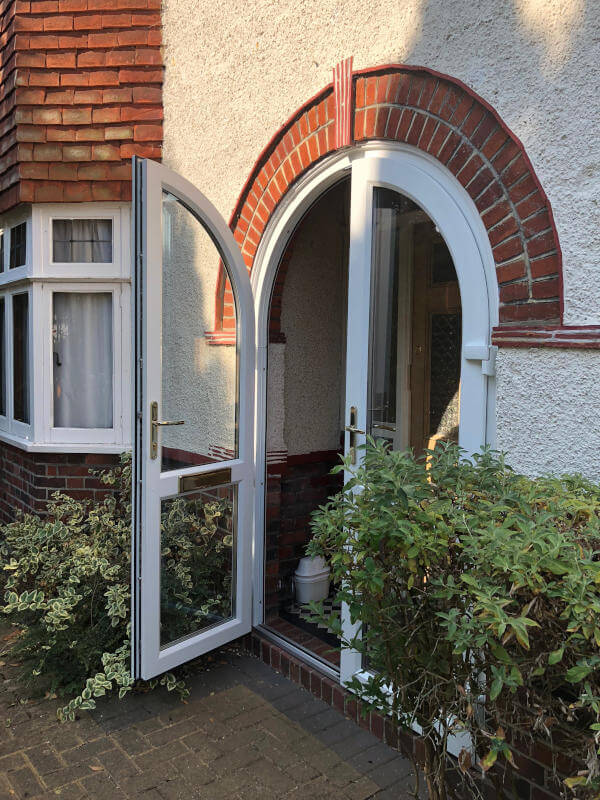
[[209, 63, 567, 343]]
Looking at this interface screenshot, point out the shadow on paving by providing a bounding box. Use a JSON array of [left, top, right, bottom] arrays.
[[0, 637, 419, 800]]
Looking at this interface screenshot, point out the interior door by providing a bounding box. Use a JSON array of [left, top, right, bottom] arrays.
[[132, 157, 255, 680], [410, 223, 461, 454]]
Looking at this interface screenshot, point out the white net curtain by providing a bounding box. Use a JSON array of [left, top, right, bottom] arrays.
[[52, 292, 113, 429], [53, 219, 113, 263]]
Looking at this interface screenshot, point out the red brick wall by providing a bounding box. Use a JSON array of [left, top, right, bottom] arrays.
[[0, 0, 162, 213], [213, 65, 562, 333], [265, 452, 343, 619], [0, 440, 119, 523]]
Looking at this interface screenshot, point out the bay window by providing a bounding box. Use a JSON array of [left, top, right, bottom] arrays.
[[0, 204, 130, 452]]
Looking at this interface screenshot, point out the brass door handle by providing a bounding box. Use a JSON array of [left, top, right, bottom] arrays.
[[150, 401, 184, 459], [345, 406, 364, 464], [344, 424, 365, 435]]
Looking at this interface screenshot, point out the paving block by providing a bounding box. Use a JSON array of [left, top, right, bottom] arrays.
[[61, 738, 113, 766], [7, 765, 46, 797]]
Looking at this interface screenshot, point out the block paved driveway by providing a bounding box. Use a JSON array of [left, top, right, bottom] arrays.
[[0, 634, 418, 800]]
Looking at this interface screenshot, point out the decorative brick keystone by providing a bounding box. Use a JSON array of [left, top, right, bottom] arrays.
[[333, 56, 353, 148]]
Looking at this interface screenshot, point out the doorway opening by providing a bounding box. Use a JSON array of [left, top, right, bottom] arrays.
[[261, 174, 463, 671], [263, 178, 350, 668]]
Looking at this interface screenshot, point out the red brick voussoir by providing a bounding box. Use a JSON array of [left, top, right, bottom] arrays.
[[214, 64, 564, 336]]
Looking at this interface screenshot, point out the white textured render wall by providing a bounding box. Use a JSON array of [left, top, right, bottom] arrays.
[[496, 348, 600, 480], [161, 0, 600, 478]]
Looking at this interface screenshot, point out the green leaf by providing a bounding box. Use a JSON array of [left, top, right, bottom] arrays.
[[481, 750, 498, 771], [490, 676, 503, 700], [565, 664, 592, 683], [548, 647, 564, 665], [564, 776, 587, 788]]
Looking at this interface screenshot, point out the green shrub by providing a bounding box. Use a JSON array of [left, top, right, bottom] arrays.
[[0, 453, 233, 720], [308, 441, 600, 800]]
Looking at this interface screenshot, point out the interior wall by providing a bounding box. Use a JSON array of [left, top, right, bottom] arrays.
[[280, 181, 349, 457], [263, 181, 349, 619]]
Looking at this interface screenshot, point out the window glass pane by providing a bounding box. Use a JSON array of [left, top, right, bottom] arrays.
[[432, 240, 457, 284], [0, 298, 5, 416], [9, 223, 26, 269], [53, 292, 113, 429], [429, 313, 461, 442], [160, 191, 238, 471], [368, 189, 420, 442], [52, 220, 113, 263], [160, 485, 236, 648], [13, 293, 29, 424], [367, 189, 462, 459], [0, 232, 4, 273]]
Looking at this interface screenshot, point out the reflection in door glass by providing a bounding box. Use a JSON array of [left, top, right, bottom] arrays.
[[368, 188, 462, 456], [368, 188, 420, 448], [160, 485, 236, 648], [161, 191, 238, 472]]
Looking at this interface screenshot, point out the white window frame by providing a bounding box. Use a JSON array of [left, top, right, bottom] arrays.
[[0, 208, 33, 287], [35, 203, 127, 280], [39, 281, 130, 447], [0, 202, 131, 453]]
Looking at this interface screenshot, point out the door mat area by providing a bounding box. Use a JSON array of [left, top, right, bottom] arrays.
[[280, 598, 341, 649]]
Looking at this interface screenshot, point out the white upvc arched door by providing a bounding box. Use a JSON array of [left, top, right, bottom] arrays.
[[131, 158, 255, 680], [339, 147, 496, 686]]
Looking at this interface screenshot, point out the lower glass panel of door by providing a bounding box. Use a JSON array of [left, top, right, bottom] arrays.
[[160, 484, 237, 649]]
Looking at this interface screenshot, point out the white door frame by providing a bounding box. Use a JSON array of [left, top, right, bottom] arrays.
[[250, 142, 499, 666]]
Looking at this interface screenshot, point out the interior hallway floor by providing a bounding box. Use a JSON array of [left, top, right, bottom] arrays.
[[0, 626, 418, 800]]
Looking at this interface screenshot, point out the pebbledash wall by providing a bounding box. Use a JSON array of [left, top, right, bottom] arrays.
[[162, 0, 600, 481]]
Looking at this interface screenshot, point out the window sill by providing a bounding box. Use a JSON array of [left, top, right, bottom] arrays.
[[0, 429, 130, 454]]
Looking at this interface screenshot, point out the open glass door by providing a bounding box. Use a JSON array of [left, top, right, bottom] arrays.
[[132, 157, 255, 680]]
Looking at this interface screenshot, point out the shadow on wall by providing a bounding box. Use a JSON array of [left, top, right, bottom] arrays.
[[400, 0, 588, 80], [397, 0, 594, 322]]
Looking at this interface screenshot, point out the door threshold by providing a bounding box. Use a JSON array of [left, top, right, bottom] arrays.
[[254, 625, 341, 682]]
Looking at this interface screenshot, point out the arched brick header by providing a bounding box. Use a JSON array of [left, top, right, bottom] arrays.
[[210, 63, 598, 346]]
